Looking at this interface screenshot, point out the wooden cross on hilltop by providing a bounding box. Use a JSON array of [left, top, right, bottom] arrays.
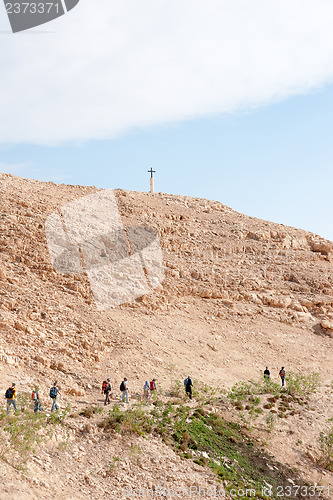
[[148, 168, 156, 193], [148, 167, 156, 179]]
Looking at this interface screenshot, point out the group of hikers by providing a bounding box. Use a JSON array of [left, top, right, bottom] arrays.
[[101, 377, 158, 405], [264, 366, 286, 386], [101, 375, 194, 404], [4, 381, 61, 415], [4, 368, 286, 415]]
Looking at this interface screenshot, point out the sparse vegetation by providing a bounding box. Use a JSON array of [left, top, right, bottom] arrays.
[[192, 380, 219, 404], [96, 398, 319, 498], [0, 404, 72, 470], [0, 412, 47, 470], [265, 413, 275, 433], [108, 456, 120, 475], [227, 373, 321, 433], [285, 372, 320, 396], [0, 370, 325, 496], [318, 422, 333, 471], [79, 405, 103, 418], [228, 381, 254, 401]]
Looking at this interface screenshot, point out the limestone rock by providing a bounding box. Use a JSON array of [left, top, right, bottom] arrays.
[[260, 294, 292, 309], [320, 319, 333, 331], [34, 355, 50, 367], [309, 240, 332, 255]]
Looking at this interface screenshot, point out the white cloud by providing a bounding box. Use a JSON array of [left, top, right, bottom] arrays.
[[0, 0, 333, 144]]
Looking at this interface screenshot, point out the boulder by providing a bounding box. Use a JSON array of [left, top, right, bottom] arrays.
[[309, 240, 333, 255], [320, 319, 333, 331]]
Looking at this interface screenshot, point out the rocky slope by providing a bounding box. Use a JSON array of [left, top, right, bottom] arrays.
[[0, 172, 332, 498]]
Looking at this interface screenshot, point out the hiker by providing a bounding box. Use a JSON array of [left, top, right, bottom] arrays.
[[150, 379, 157, 393], [184, 375, 193, 400], [32, 387, 43, 413], [50, 382, 60, 412], [102, 378, 112, 406], [279, 367, 286, 387], [264, 366, 270, 379], [144, 381, 150, 403], [119, 377, 129, 403], [5, 383, 17, 415]]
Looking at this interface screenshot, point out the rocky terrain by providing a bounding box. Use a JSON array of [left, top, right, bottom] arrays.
[[0, 172, 332, 499]]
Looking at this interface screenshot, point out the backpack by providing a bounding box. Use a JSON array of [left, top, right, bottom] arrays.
[[120, 381, 125, 391], [31, 391, 35, 400], [150, 381, 156, 391], [50, 387, 57, 399], [5, 388, 13, 399], [279, 370, 285, 378], [102, 381, 107, 393], [184, 378, 189, 386]]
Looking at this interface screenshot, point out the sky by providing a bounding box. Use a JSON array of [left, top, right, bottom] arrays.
[[1, 0, 333, 240]]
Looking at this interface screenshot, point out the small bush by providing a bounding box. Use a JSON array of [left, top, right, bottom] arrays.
[[79, 406, 102, 418], [286, 372, 320, 396], [169, 379, 185, 399], [256, 378, 281, 396], [194, 455, 208, 467], [318, 425, 333, 471], [192, 380, 217, 403], [99, 405, 153, 435], [1, 413, 45, 469], [228, 382, 254, 401], [266, 413, 275, 433]]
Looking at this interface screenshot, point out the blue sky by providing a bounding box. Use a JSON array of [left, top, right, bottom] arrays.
[[1, 83, 333, 240], [1, 1, 333, 240]]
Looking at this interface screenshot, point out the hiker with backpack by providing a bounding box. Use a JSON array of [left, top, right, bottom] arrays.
[[32, 386, 43, 413], [119, 377, 129, 403], [143, 381, 150, 403], [5, 383, 17, 414], [150, 379, 156, 393], [102, 378, 112, 406], [279, 367, 286, 387], [50, 382, 60, 412], [184, 376, 193, 400], [264, 366, 270, 379]]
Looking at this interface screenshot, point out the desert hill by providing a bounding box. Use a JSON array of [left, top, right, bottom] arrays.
[[0, 172, 332, 499]]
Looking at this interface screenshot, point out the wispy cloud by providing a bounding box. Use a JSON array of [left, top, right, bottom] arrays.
[[0, 0, 333, 144]]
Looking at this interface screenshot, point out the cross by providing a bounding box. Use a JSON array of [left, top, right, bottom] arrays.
[[148, 168, 156, 179]]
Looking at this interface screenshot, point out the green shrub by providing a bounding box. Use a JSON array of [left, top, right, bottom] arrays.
[[16, 392, 31, 413], [265, 413, 275, 433], [286, 372, 320, 396], [318, 424, 333, 471], [169, 379, 185, 399], [79, 405, 102, 418], [255, 378, 281, 396], [228, 382, 254, 401], [47, 404, 71, 425], [192, 380, 217, 403], [194, 455, 208, 467], [1, 413, 45, 469], [99, 405, 153, 435]]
